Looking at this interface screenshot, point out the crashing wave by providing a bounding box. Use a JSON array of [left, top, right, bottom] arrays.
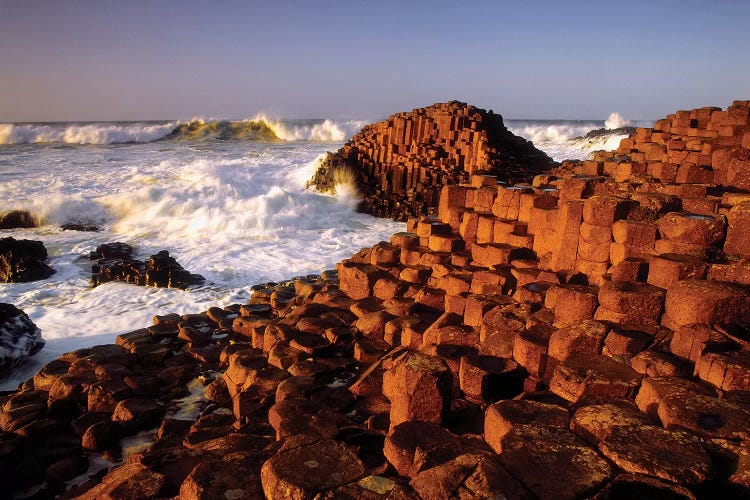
[[0, 117, 367, 145], [507, 112, 648, 162], [605, 112, 631, 130], [0, 122, 179, 145], [165, 119, 280, 142]]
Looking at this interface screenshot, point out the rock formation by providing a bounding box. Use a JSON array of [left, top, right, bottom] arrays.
[[0, 303, 44, 374], [0, 237, 55, 283], [90, 243, 205, 289], [0, 210, 36, 229], [2, 100, 750, 498], [308, 101, 554, 220]]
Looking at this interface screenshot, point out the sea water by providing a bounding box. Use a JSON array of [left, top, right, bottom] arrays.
[[0, 113, 649, 389]]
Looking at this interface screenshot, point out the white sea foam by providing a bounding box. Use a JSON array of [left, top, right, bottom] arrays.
[[507, 114, 650, 162], [258, 115, 369, 142], [605, 112, 631, 130], [0, 117, 367, 145], [0, 122, 179, 145], [0, 138, 403, 389], [507, 122, 600, 143]]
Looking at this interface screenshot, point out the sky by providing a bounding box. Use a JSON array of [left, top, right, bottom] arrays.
[[0, 0, 748, 122]]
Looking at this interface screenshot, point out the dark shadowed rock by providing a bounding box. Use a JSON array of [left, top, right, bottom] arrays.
[[90, 246, 204, 289], [0, 210, 36, 229], [0, 237, 54, 283], [498, 425, 612, 499]]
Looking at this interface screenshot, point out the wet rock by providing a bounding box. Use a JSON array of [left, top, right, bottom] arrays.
[[571, 402, 653, 444], [594, 473, 697, 500], [382, 351, 452, 428], [478, 305, 526, 358], [595, 281, 665, 326], [547, 320, 610, 370], [0, 392, 48, 432], [81, 420, 121, 451], [318, 475, 416, 499], [629, 349, 691, 378], [549, 354, 642, 403], [90, 242, 133, 260], [647, 253, 708, 289], [656, 212, 726, 247], [484, 399, 569, 453], [183, 413, 235, 448], [383, 421, 468, 478], [0, 303, 45, 374], [111, 398, 164, 430], [260, 438, 365, 498], [546, 284, 599, 327], [725, 201, 750, 257], [267, 399, 347, 440], [0, 237, 54, 283], [90, 247, 204, 289], [82, 462, 167, 499], [409, 452, 530, 499], [599, 425, 713, 485], [87, 379, 132, 412], [498, 425, 613, 500], [635, 376, 750, 440], [663, 279, 750, 330], [0, 210, 36, 229], [458, 354, 523, 403], [44, 453, 88, 484], [60, 222, 99, 231], [180, 451, 267, 500]]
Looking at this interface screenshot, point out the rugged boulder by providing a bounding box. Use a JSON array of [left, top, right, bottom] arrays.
[[90, 244, 205, 289], [0, 210, 36, 229], [308, 101, 554, 220], [0, 237, 55, 283], [0, 303, 44, 374]]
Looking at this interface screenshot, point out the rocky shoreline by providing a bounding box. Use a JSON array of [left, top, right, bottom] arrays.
[[1, 100, 750, 499]]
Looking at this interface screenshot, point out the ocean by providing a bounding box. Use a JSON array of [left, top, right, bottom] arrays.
[[0, 113, 649, 389]]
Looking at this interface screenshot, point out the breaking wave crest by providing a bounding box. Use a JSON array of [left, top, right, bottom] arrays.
[[0, 122, 180, 145], [0, 116, 367, 145], [166, 119, 280, 142], [507, 112, 648, 162]]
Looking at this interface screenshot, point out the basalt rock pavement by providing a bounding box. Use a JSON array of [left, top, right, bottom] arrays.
[[1, 101, 749, 499]]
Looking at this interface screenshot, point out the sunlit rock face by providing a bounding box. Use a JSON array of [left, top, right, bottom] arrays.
[[308, 101, 554, 221]]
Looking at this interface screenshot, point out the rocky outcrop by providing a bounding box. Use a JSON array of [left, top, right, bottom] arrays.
[[0, 210, 36, 229], [308, 101, 554, 220], [0, 237, 55, 283], [583, 126, 636, 139], [0, 303, 44, 374], [90, 243, 205, 289], [61, 223, 99, 232]]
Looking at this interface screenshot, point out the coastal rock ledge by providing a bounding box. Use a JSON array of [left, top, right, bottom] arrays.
[[2, 100, 750, 499], [308, 101, 554, 221]]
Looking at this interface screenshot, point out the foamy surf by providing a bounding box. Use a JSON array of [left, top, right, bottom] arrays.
[[0, 117, 370, 145], [507, 112, 650, 161], [0, 137, 403, 390], [0, 121, 180, 145]]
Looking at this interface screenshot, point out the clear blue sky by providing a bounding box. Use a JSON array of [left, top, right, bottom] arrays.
[[1, 0, 748, 122]]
